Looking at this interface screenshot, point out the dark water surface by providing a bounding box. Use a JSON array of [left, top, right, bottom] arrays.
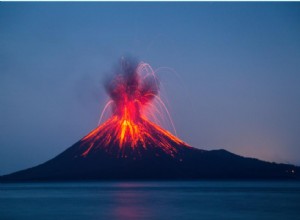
[[1, 181, 300, 220]]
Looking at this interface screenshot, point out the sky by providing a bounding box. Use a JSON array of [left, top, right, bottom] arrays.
[[1, 2, 300, 175]]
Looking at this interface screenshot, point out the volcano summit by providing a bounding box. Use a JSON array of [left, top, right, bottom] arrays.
[[1, 58, 299, 182]]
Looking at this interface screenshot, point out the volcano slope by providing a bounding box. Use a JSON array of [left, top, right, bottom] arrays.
[[1, 117, 299, 182]]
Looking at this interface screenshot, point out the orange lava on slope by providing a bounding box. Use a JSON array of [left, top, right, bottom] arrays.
[[81, 115, 189, 157]]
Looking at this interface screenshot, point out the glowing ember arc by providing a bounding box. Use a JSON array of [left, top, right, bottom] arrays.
[[81, 58, 190, 158]]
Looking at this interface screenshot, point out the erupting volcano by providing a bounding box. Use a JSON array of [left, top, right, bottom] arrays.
[[80, 58, 189, 159], [1, 58, 299, 182]]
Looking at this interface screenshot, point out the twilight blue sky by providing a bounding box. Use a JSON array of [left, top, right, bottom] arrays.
[[1, 3, 300, 174]]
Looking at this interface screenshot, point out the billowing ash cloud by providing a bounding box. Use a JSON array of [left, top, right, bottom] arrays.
[[105, 57, 159, 119]]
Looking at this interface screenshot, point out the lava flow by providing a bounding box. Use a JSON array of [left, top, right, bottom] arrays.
[[80, 58, 189, 158]]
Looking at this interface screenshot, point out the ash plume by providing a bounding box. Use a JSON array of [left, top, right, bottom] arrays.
[[105, 57, 159, 119]]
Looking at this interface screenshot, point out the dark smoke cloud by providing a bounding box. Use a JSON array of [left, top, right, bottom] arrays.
[[105, 56, 159, 117]]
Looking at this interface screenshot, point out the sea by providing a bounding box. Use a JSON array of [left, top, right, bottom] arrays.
[[1, 181, 299, 220]]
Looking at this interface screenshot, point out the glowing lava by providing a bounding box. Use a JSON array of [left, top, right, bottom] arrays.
[[80, 58, 189, 158]]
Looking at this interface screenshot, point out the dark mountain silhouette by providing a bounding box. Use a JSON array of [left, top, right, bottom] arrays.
[[1, 117, 299, 182]]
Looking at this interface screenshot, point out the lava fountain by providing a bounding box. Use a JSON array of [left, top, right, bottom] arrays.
[[80, 58, 190, 158]]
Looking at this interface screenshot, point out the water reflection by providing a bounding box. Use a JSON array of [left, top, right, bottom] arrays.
[[110, 182, 152, 220], [1, 181, 300, 220]]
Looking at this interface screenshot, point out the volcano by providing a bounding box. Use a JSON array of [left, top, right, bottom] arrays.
[[1, 58, 299, 182]]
